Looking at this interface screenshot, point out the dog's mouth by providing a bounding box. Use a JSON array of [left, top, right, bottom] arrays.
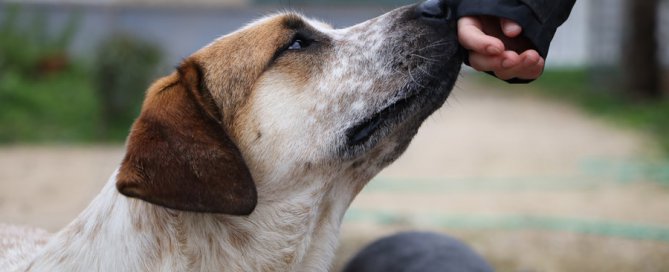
[[345, 92, 420, 147]]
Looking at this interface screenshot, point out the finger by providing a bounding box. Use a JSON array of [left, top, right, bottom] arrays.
[[516, 51, 545, 79], [458, 17, 504, 55], [520, 50, 542, 65], [494, 64, 527, 81], [469, 50, 521, 73], [500, 18, 522, 38], [495, 51, 544, 80], [468, 52, 506, 72], [500, 51, 521, 69]]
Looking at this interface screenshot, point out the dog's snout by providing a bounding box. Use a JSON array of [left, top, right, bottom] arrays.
[[416, 0, 452, 21]]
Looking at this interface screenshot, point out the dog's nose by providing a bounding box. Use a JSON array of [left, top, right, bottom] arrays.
[[416, 0, 452, 21]]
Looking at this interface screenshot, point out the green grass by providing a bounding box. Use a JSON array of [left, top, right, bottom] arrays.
[[0, 65, 104, 143], [479, 69, 669, 156]]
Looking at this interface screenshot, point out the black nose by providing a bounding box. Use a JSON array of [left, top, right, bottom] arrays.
[[416, 0, 452, 21]]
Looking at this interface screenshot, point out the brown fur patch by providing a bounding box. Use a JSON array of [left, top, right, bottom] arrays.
[[189, 14, 328, 139], [116, 60, 256, 215]]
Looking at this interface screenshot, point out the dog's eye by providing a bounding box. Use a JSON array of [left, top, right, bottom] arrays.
[[288, 39, 305, 50], [287, 36, 312, 51]]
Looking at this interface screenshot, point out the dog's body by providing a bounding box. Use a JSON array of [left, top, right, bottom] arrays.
[[1, 1, 462, 271]]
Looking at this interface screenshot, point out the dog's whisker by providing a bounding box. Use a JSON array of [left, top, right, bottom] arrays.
[[407, 65, 426, 88], [417, 40, 449, 51], [426, 53, 454, 58], [416, 65, 438, 79], [411, 53, 439, 63]]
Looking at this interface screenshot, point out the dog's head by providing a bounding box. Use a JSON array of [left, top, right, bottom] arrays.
[[116, 1, 463, 215]]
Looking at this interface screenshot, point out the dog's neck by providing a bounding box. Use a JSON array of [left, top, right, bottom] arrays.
[[28, 170, 360, 272]]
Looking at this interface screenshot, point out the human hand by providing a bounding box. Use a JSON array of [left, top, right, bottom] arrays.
[[458, 16, 544, 81]]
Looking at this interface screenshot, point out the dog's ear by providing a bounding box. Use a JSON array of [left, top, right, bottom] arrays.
[[116, 59, 257, 215]]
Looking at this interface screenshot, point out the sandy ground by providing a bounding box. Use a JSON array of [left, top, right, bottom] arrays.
[[1, 78, 668, 271]]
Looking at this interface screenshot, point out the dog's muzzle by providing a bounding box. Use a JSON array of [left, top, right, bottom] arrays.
[[343, 0, 463, 155]]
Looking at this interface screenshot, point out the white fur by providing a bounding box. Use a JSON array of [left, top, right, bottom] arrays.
[[21, 169, 354, 272]]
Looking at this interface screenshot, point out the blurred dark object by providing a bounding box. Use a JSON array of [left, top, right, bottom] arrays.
[[342, 231, 494, 272], [622, 0, 662, 101], [93, 33, 162, 140], [37, 52, 69, 75]]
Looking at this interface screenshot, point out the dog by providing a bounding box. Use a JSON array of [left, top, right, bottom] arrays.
[[0, 0, 462, 271]]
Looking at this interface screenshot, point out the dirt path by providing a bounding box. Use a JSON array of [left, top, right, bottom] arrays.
[[337, 79, 669, 271], [1, 78, 668, 271]]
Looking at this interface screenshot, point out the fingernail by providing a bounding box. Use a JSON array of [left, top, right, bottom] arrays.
[[504, 24, 522, 35], [486, 45, 502, 55]]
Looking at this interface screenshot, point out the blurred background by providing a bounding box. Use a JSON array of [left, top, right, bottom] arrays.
[[1, 0, 668, 271]]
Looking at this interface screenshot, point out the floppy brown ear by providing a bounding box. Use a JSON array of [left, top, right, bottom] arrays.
[[116, 59, 256, 215]]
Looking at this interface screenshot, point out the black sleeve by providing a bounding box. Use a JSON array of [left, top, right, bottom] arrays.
[[456, 0, 576, 58]]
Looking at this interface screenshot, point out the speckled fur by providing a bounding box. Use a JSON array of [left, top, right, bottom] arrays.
[[0, 224, 50, 271]]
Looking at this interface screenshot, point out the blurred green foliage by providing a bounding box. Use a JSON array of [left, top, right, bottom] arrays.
[[0, 66, 99, 143], [0, 5, 162, 143], [482, 69, 669, 155], [0, 6, 96, 143], [94, 34, 162, 140]]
